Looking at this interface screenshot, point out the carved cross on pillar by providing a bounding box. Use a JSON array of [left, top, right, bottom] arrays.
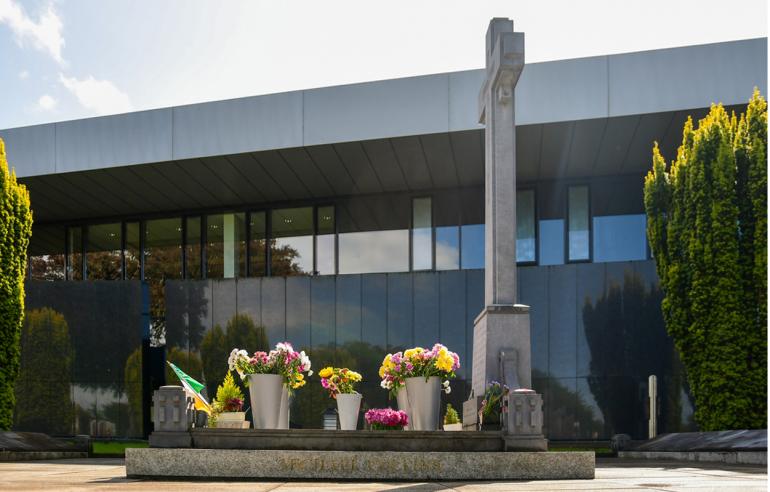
[[478, 18, 524, 307]]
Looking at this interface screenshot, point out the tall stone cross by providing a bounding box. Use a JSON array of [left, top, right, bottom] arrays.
[[465, 19, 545, 450]]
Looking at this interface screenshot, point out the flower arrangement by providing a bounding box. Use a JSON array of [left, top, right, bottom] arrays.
[[213, 372, 244, 413], [228, 341, 312, 391], [379, 343, 460, 396], [318, 366, 362, 398], [481, 381, 509, 421], [365, 408, 408, 430]]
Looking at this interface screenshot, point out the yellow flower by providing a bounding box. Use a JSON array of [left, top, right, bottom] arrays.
[[296, 373, 305, 381], [404, 347, 423, 359], [319, 367, 333, 378], [348, 371, 362, 382], [435, 348, 454, 372]]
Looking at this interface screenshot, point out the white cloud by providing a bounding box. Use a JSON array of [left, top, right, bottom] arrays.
[[59, 73, 132, 116], [18, 69, 28, 79], [37, 94, 56, 110], [0, 0, 64, 64]]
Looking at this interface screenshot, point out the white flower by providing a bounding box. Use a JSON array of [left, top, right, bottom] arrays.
[[381, 380, 392, 389], [299, 351, 311, 371], [442, 380, 450, 387], [444, 386, 452, 394], [228, 348, 240, 371], [276, 342, 293, 352]]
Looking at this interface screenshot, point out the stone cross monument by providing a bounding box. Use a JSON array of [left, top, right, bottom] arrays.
[[463, 18, 546, 451]]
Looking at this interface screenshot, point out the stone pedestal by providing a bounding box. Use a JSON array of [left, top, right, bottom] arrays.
[[504, 392, 547, 451]]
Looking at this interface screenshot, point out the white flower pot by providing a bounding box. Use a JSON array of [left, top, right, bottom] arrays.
[[405, 376, 441, 431], [248, 374, 283, 429], [396, 387, 411, 430], [443, 422, 462, 431], [278, 385, 289, 429], [336, 393, 362, 430]]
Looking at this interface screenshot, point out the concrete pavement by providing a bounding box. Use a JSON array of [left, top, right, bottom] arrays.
[[0, 457, 766, 491]]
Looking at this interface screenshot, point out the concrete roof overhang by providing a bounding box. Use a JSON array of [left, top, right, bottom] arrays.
[[1, 38, 765, 224]]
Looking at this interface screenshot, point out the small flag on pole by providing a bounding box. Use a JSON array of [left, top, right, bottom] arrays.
[[167, 361, 212, 415]]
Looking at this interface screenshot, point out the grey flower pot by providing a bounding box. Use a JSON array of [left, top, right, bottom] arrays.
[[405, 376, 441, 431], [248, 374, 283, 429], [396, 387, 411, 430], [278, 385, 289, 429]]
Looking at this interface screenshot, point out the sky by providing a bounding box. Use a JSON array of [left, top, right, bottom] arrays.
[[0, 0, 767, 129]]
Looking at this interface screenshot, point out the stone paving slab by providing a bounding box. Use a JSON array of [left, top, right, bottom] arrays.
[[0, 457, 767, 491], [125, 448, 594, 480]]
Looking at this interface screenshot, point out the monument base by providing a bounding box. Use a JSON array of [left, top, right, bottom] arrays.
[[126, 448, 594, 480]]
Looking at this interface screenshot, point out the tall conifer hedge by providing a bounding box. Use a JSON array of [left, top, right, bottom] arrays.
[[644, 90, 767, 430], [0, 137, 33, 430]]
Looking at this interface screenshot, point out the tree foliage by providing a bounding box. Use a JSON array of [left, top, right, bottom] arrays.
[[0, 138, 33, 430], [643, 90, 767, 430]]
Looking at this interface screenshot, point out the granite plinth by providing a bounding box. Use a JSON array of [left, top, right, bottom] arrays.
[[126, 448, 595, 480], [155, 428, 506, 452]]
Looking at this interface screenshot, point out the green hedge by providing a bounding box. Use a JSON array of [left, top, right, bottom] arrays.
[[643, 90, 767, 430], [0, 138, 33, 430]]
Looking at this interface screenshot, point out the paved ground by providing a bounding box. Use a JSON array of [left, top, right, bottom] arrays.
[[0, 458, 765, 491]]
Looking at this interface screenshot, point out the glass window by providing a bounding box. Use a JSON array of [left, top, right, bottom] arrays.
[[412, 197, 432, 270], [338, 230, 409, 274], [461, 224, 484, 269], [271, 207, 313, 276], [125, 222, 141, 280], [185, 216, 202, 279], [66, 226, 83, 280], [316, 206, 335, 275], [29, 224, 65, 281], [86, 222, 122, 280], [593, 214, 647, 263], [249, 211, 267, 277], [144, 218, 182, 282], [435, 226, 460, 270], [539, 219, 565, 266], [568, 186, 590, 261], [517, 190, 536, 263], [206, 212, 246, 279], [337, 195, 410, 275]]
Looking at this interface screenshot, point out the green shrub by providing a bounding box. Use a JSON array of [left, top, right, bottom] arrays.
[[444, 403, 460, 425], [213, 372, 244, 413], [644, 90, 767, 430], [0, 138, 33, 430]]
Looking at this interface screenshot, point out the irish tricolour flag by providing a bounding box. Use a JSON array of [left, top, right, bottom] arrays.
[[167, 361, 212, 415]]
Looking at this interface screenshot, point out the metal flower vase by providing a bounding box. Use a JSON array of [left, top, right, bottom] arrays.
[[248, 374, 284, 429], [336, 393, 362, 430], [396, 386, 411, 430], [405, 376, 441, 431]]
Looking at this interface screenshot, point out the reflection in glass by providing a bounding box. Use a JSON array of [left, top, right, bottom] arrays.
[[185, 216, 202, 279], [593, 214, 647, 263], [125, 222, 141, 280], [461, 224, 484, 269], [144, 218, 182, 282], [271, 207, 313, 276], [249, 211, 267, 277], [435, 226, 460, 270], [412, 197, 432, 270], [29, 224, 65, 281], [338, 230, 409, 274], [568, 186, 590, 261], [206, 212, 246, 279], [517, 190, 536, 263], [316, 206, 335, 275], [67, 226, 83, 280], [86, 223, 122, 280], [539, 219, 565, 266]]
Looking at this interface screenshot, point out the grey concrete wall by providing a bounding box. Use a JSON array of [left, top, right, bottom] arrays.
[[1, 38, 765, 177]]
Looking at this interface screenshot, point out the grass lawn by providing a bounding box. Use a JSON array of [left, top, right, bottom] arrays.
[[91, 440, 148, 456]]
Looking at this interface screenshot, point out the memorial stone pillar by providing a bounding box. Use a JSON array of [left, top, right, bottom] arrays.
[[463, 18, 546, 451]]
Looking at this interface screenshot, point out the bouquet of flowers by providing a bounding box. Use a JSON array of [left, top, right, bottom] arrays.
[[480, 381, 509, 423], [228, 342, 312, 391], [365, 408, 408, 430], [379, 343, 460, 397], [318, 366, 362, 398]]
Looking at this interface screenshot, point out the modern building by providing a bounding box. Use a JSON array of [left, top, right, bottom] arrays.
[[2, 37, 766, 440]]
